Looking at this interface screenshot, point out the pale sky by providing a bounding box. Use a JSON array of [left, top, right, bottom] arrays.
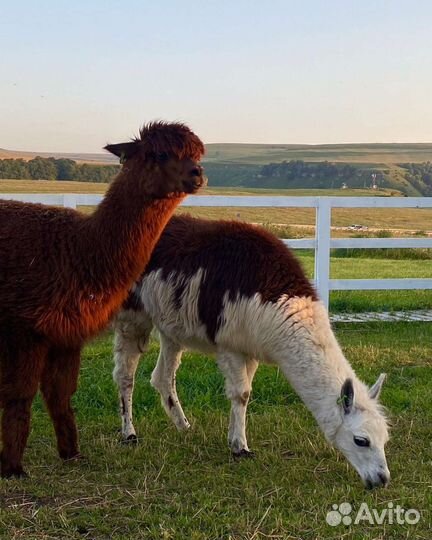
[[1, 0, 431, 152]]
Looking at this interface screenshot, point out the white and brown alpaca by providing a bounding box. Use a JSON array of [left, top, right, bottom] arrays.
[[113, 215, 390, 489]]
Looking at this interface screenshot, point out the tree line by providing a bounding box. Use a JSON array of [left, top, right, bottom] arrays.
[[3, 155, 431, 195], [399, 162, 432, 196], [201, 161, 387, 189], [0, 157, 120, 183], [252, 160, 386, 189]]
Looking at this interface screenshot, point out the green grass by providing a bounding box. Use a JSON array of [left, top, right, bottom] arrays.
[[1, 323, 431, 539], [302, 252, 432, 280], [1, 181, 431, 537], [332, 248, 432, 260], [294, 252, 432, 313]]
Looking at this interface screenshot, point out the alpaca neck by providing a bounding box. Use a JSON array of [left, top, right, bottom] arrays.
[[86, 164, 183, 296], [35, 161, 186, 346], [275, 308, 356, 441]]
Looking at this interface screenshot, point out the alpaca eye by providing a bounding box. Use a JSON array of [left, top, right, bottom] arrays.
[[353, 436, 370, 447]]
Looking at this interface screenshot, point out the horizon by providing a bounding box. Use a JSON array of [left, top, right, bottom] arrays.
[[3, 140, 432, 157], [2, 1, 432, 152]]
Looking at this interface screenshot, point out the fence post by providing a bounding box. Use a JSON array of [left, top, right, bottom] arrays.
[[314, 198, 331, 310], [63, 194, 77, 209]]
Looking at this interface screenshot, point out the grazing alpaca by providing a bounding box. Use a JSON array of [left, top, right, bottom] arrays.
[[113, 215, 390, 489], [0, 122, 206, 478]]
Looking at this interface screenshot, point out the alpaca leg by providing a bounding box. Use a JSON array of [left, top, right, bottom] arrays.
[[40, 347, 81, 460], [151, 333, 190, 431], [0, 339, 47, 478], [217, 352, 254, 457], [227, 357, 258, 451], [246, 358, 259, 387], [113, 321, 152, 442]]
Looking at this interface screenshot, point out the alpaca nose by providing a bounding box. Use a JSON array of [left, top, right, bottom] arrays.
[[378, 471, 390, 487], [190, 166, 202, 177], [365, 471, 390, 489]]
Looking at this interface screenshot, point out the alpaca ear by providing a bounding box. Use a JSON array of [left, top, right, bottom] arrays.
[[104, 142, 138, 162], [340, 378, 354, 414], [369, 373, 386, 400]]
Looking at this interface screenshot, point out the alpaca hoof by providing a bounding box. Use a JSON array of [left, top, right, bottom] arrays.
[[122, 434, 138, 445], [175, 419, 191, 432], [232, 448, 255, 459], [1, 466, 28, 479]]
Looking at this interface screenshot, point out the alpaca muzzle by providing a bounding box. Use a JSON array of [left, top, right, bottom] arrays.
[[185, 172, 207, 193], [363, 468, 390, 490]]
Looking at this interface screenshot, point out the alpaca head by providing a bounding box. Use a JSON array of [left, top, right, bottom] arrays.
[[105, 121, 206, 198], [333, 374, 390, 489]]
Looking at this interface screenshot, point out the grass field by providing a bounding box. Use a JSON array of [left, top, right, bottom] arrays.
[[1, 179, 431, 538], [0, 179, 398, 197], [299, 252, 430, 313], [297, 252, 432, 312], [177, 206, 432, 234], [1, 180, 431, 234], [0, 322, 431, 539], [0, 179, 109, 194]]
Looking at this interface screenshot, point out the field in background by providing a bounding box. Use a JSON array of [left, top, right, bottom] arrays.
[[3, 142, 432, 164], [2, 180, 431, 234], [0, 149, 116, 164], [3, 141, 431, 195], [0, 179, 398, 196], [0, 179, 109, 193], [1, 323, 430, 539], [176, 206, 432, 234], [204, 142, 432, 164]]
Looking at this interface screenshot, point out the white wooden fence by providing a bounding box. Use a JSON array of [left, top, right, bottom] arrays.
[[2, 193, 432, 309]]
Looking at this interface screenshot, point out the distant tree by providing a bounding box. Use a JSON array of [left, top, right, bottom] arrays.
[[28, 157, 57, 180], [0, 158, 31, 179], [250, 160, 387, 190], [399, 161, 432, 194], [56, 159, 77, 180], [0, 157, 120, 183]]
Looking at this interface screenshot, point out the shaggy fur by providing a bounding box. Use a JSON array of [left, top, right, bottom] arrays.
[[113, 215, 390, 488], [0, 122, 205, 478]]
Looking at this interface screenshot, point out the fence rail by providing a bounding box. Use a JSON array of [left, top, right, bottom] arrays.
[[2, 193, 432, 309]]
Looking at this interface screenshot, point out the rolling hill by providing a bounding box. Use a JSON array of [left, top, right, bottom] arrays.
[[0, 148, 116, 164], [204, 142, 432, 165], [1, 143, 431, 195], [2, 142, 432, 165]]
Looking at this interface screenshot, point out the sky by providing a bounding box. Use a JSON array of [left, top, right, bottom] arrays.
[[1, 0, 432, 152]]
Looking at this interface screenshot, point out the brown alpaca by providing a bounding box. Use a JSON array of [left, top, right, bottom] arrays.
[[0, 121, 206, 478]]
